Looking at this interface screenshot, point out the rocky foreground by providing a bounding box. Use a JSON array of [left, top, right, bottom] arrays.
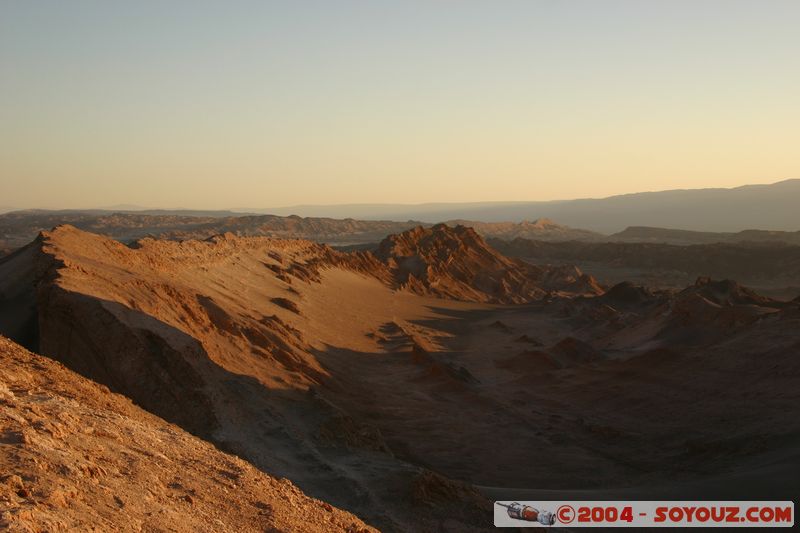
[[0, 336, 375, 532]]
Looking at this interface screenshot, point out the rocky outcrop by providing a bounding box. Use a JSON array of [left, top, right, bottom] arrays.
[[375, 224, 601, 303]]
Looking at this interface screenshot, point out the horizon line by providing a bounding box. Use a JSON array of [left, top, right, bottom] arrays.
[[3, 177, 796, 213]]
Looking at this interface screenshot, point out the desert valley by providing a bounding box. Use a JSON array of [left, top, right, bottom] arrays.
[[2, 194, 799, 531]]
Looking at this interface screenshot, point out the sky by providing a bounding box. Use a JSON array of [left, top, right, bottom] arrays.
[[1, 1, 799, 209]]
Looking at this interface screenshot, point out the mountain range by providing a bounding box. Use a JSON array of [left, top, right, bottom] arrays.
[[6, 179, 800, 234], [245, 179, 800, 233], [0, 211, 601, 251]]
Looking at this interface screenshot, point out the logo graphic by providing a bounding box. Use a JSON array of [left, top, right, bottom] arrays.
[[496, 502, 556, 525]]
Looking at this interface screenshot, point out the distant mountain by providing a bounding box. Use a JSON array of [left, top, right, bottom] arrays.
[[252, 179, 800, 233], [611, 226, 800, 245]]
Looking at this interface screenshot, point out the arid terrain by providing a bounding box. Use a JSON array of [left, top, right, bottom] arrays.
[[1, 221, 799, 531]]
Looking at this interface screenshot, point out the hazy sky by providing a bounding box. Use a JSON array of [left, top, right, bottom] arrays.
[[1, 1, 798, 209]]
